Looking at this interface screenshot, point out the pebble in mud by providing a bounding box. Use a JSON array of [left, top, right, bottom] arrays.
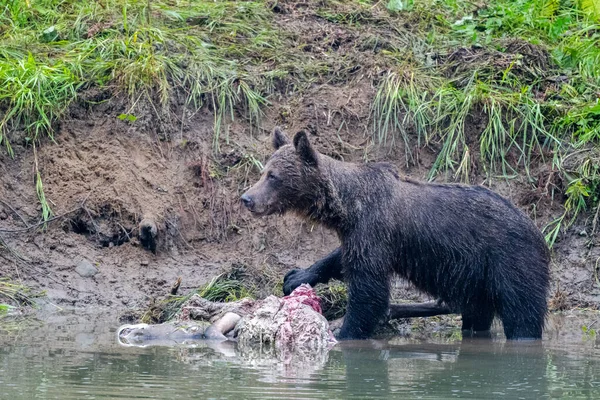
[[75, 259, 99, 278]]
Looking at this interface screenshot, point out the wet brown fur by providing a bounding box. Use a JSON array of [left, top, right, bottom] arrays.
[[242, 128, 550, 340]]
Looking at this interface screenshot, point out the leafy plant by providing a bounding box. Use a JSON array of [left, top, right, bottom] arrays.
[[582, 324, 597, 340], [198, 275, 255, 303], [387, 0, 414, 12], [0, 304, 15, 315], [118, 113, 138, 123]]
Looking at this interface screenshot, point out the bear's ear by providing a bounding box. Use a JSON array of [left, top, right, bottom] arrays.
[[293, 130, 318, 167], [272, 127, 290, 150]]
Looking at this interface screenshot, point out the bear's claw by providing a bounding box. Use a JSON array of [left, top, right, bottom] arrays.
[[283, 269, 316, 296]]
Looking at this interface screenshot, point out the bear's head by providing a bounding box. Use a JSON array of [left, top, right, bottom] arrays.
[[241, 128, 322, 217]]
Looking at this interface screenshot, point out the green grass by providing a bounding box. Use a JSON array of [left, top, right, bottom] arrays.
[[0, 0, 285, 222], [140, 273, 254, 324], [370, 0, 600, 245], [2, 0, 599, 245], [0, 278, 39, 307], [316, 280, 348, 320], [372, 70, 557, 179], [198, 274, 255, 302], [0, 0, 279, 154]]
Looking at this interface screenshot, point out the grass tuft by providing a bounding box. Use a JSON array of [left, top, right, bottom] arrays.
[[2, 0, 600, 245], [198, 274, 255, 303], [316, 281, 348, 320], [372, 71, 557, 180], [140, 273, 255, 324], [371, 0, 600, 245], [0, 278, 39, 307], [0, 0, 280, 153]]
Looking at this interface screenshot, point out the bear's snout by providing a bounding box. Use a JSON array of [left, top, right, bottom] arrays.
[[240, 193, 254, 210]]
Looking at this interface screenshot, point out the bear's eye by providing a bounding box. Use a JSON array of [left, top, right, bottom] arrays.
[[266, 171, 279, 182]]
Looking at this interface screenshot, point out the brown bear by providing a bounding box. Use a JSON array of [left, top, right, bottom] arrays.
[[241, 128, 550, 340]]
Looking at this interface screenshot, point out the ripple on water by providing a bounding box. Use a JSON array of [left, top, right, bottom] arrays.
[[1, 311, 599, 400]]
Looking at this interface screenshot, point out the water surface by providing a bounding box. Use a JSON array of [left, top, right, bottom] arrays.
[[1, 310, 599, 399]]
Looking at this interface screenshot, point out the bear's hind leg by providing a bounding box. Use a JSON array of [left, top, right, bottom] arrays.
[[496, 277, 547, 340], [502, 320, 543, 340], [461, 308, 495, 338], [500, 309, 544, 340], [497, 294, 545, 340]]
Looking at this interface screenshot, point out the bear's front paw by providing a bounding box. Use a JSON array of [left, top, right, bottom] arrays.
[[283, 269, 315, 295]]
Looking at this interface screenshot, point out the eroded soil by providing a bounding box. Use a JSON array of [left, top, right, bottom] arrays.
[[1, 3, 599, 321]]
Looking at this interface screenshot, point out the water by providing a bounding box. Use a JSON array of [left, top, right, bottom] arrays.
[[1, 311, 599, 399]]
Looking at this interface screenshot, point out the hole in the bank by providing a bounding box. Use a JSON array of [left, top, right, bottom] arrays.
[[100, 231, 133, 247], [67, 217, 93, 235]]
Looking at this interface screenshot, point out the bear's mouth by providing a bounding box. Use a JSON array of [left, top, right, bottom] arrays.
[[247, 204, 276, 217]]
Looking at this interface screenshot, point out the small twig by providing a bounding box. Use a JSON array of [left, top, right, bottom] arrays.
[[591, 204, 600, 239], [594, 258, 600, 291], [182, 192, 201, 231], [116, 222, 132, 241], [0, 193, 91, 234], [0, 199, 30, 228], [13, 261, 21, 282], [81, 203, 100, 237]]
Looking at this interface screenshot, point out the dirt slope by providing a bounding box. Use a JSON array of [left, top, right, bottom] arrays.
[[1, 2, 599, 315]]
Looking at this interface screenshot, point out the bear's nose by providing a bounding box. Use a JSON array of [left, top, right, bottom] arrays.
[[240, 194, 254, 209]]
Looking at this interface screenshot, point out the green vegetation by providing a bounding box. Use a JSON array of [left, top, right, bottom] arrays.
[[0, 0, 281, 150], [582, 323, 597, 340], [141, 273, 255, 323], [1, 0, 599, 244], [317, 280, 348, 320], [0, 275, 42, 332], [140, 293, 187, 324], [370, 0, 600, 245], [0, 0, 284, 221], [198, 274, 255, 302], [0, 278, 39, 309]]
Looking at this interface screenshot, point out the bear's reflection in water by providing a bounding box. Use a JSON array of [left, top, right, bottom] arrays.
[[153, 337, 553, 398], [336, 338, 550, 398]]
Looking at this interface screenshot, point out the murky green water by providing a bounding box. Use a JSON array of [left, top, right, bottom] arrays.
[[1, 311, 599, 399]]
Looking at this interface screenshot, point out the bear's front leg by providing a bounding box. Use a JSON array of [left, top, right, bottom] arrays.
[[337, 267, 390, 340], [283, 247, 343, 295]]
